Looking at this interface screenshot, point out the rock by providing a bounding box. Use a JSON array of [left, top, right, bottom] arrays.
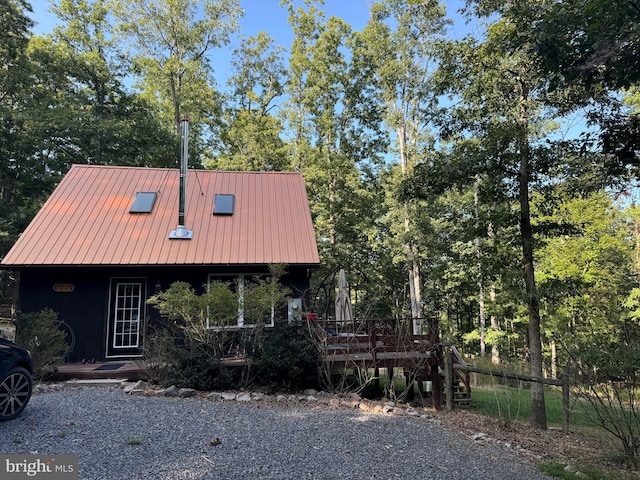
[[178, 388, 196, 398], [276, 395, 288, 403], [406, 408, 420, 417], [143, 388, 156, 397], [341, 399, 359, 409], [348, 393, 362, 402], [328, 398, 341, 408], [221, 392, 237, 401], [471, 433, 488, 441], [303, 389, 318, 396], [124, 380, 146, 395], [33, 384, 49, 394], [163, 385, 179, 397], [252, 393, 265, 402], [206, 392, 223, 401], [359, 401, 375, 412], [382, 404, 394, 414], [236, 392, 252, 402], [304, 395, 318, 403]]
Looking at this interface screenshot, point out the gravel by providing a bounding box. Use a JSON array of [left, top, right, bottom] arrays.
[[0, 387, 553, 480]]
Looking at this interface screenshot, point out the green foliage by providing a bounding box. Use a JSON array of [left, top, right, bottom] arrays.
[[252, 323, 320, 391], [147, 280, 239, 353], [147, 270, 312, 391], [111, 0, 243, 156], [537, 461, 610, 480], [165, 347, 234, 391], [14, 308, 69, 379], [567, 335, 640, 469]]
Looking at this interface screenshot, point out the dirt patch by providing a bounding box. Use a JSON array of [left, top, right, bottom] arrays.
[[436, 408, 637, 477]]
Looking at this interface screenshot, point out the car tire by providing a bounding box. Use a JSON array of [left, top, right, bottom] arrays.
[[0, 366, 33, 421]]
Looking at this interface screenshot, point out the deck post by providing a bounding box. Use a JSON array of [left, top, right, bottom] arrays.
[[562, 366, 570, 434], [444, 344, 454, 411], [431, 364, 442, 410]]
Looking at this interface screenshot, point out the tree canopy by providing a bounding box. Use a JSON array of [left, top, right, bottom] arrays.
[[3, 0, 640, 448]]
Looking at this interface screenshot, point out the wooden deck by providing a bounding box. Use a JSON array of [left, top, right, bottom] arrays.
[[319, 325, 440, 371], [314, 318, 471, 408]]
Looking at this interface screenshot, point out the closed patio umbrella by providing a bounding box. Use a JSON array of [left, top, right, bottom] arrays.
[[335, 268, 353, 324]]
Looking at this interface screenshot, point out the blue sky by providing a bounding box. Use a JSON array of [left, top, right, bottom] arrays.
[[30, 0, 472, 38], [29, 0, 474, 83]]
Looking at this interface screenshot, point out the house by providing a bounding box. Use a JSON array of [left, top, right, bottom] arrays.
[[0, 164, 320, 362]]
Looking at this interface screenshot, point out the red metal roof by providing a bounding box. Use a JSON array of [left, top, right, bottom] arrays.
[[1, 165, 320, 267]]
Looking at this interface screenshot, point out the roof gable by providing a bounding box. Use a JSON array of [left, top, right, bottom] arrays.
[[2, 165, 320, 267]]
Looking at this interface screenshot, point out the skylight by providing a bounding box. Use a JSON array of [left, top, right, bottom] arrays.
[[129, 192, 157, 213], [213, 194, 235, 215]]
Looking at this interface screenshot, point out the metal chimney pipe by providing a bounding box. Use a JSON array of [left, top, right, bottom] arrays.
[[178, 117, 188, 227], [169, 117, 193, 239]]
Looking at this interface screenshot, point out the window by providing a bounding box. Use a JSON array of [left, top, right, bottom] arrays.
[[207, 274, 275, 329], [213, 194, 235, 215], [130, 192, 157, 213]]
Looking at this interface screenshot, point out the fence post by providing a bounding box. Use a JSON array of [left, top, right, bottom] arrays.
[[562, 366, 570, 434], [444, 343, 454, 411]]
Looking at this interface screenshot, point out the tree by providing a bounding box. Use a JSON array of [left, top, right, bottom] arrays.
[[537, 194, 640, 468], [360, 0, 448, 332], [537, 193, 634, 356], [408, 1, 576, 428], [111, 0, 243, 164], [283, 0, 385, 291], [531, 0, 640, 95], [213, 32, 290, 171], [26, 0, 175, 169], [528, 0, 640, 191], [0, 0, 34, 279]]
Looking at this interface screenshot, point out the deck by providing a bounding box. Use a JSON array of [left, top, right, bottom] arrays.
[[314, 318, 471, 408]]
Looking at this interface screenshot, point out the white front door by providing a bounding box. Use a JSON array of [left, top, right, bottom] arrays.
[[107, 279, 145, 357]]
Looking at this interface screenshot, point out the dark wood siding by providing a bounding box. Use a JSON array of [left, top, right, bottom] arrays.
[[16, 265, 313, 362]]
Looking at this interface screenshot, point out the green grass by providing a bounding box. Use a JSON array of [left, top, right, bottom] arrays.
[[537, 461, 613, 480], [469, 384, 597, 427], [469, 384, 640, 480]]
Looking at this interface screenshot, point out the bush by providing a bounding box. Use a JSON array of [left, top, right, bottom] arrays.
[[14, 309, 69, 379], [252, 323, 320, 391], [165, 348, 234, 391], [140, 327, 179, 385]]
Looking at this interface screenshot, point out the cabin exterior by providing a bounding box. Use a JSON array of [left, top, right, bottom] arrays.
[[1, 165, 320, 362]]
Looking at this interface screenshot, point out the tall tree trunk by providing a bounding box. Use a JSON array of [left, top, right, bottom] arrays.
[[398, 123, 422, 333], [490, 284, 500, 365], [517, 80, 547, 430], [474, 177, 486, 356]]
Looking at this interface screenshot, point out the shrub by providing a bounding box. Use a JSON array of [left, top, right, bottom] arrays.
[[14, 309, 69, 379], [140, 326, 179, 385], [165, 348, 234, 391], [146, 268, 320, 391], [252, 323, 320, 391]]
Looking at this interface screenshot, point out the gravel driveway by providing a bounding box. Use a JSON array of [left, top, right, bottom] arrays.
[[0, 387, 553, 479]]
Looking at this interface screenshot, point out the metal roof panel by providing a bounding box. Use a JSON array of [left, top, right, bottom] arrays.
[[2, 165, 320, 267]]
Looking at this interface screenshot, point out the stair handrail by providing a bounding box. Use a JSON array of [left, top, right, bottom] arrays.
[[450, 345, 472, 399]]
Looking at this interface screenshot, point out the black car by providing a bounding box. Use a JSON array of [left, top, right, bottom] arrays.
[[0, 337, 33, 420]]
